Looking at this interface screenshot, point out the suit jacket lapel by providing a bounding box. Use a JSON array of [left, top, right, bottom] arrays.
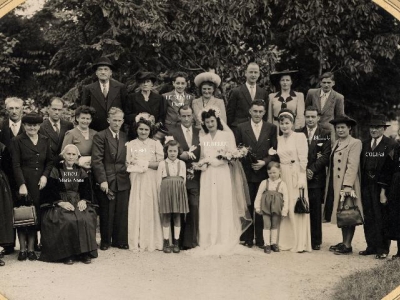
[[116, 132, 126, 160], [43, 120, 59, 144], [240, 85, 252, 106], [176, 126, 189, 150], [244, 122, 257, 145], [20, 133, 40, 153], [321, 90, 335, 114], [255, 122, 269, 149], [106, 129, 118, 153], [93, 82, 107, 111], [59, 120, 69, 141], [314, 89, 322, 112]]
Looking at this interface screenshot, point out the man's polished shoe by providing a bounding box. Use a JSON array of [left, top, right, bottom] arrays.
[[242, 241, 254, 248], [1, 247, 15, 255], [64, 257, 74, 265], [117, 244, 129, 250], [375, 253, 388, 260], [359, 249, 376, 256], [329, 243, 344, 252], [334, 244, 352, 255], [256, 241, 265, 249], [18, 251, 27, 261], [312, 245, 321, 250], [27, 251, 38, 261], [0, 259, 4, 266]]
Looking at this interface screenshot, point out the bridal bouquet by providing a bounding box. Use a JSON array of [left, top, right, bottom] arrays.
[[216, 145, 250, 161]]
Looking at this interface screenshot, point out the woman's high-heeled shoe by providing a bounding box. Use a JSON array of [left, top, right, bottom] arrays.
[[18, 251, 27, 261]]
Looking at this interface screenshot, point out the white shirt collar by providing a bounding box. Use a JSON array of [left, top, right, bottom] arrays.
[[246, 82, 256, 92], [50, 119, 60, 127], [181, 124, 192, 133], [166, 158, 178, 164], [251, 120, 262, 128], [108, 128, 119, 138], [9, 119, 21, 128], [99, 80, 110, 90], [320, 90, 331, 97], [306, 125, 317, 135], [371, 135, 383, 147]]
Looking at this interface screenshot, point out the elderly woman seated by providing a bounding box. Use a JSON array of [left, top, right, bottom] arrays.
[[40, 144, 97, 265]]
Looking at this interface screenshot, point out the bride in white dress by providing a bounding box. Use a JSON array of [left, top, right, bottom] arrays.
[[195, 107, 251, 255]]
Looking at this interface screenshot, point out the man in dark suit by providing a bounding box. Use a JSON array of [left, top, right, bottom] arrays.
[[91, 107, 130, 250], [305, 72, 344, 137], [81, 56, 128, 132], [162, 72, 194, 130], [235, 100, 278, 248], [297, 106, 331, 250], [227, 63, 269, 135], [39, 97, 74, 159], [359, 115, 397, 259], [168, 105, 200, 249], [0, 97, 25, 255]]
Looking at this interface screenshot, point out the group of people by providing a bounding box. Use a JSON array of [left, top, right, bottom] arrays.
[[0, 57, 400, 267]]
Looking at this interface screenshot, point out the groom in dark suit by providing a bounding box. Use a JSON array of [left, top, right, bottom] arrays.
[[296, 106, 331, 250], [235, 100, 278, 248], [227, 63, 269, 136], [92, 107, 130, 250], [81, 56, 128, 132], [168, 105, 201, 249]]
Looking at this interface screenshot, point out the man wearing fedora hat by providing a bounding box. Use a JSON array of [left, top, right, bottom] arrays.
[[227, 63, 269, 135], [81, 56, 128, 132], [359, 114, 397, 259]]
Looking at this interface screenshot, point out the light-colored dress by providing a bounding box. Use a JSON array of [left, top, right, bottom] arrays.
[[277, 132, 312, 252], [192, 96, 227, 129], [126, 138, 164, 251], [198, 130, 242, 254]]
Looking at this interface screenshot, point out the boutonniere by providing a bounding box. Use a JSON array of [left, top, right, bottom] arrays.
[[317, 143, 323, 147]]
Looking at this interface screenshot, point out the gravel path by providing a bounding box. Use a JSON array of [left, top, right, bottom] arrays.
[[0, 223, 390, 300]]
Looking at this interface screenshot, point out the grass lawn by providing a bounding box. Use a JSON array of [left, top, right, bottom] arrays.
[[331, 259, 400, 300]]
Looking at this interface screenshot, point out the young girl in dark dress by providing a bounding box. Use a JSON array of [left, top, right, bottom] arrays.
[[157, 139, 189, 253]]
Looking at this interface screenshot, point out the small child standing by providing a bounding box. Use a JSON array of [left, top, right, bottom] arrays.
[[255, 161, 288, 254], [157, 139, 189, 253]]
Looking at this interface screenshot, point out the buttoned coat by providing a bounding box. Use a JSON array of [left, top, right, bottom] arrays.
[[324, 136, 363, 224], [305, 89, 344, 130], [125, 91, 165, 126], [81, 79, 128, 132], [297, 126, 331, 189], [39, 119, 74, 158], [235, 121, 278, 183], [91, 129, 130, 192], [10, 133, 53, 207], [162, 91, 194, 128], [227, 84, 269, 128]]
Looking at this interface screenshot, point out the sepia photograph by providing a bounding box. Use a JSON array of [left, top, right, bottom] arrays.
[[1, 0, 400, 299]]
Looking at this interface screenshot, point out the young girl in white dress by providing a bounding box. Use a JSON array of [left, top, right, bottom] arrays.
[[255, 162, 288, 254], [157, 139, 189, 254]]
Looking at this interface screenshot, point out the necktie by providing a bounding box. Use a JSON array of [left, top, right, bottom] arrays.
[[11, 123, 18, 136], [371, 138, 377, 151], [186, 128, 192, 147], [54, 123, 60, 135], [250, 85, 256, 100], [254, 123, 260, 141], [321, 93, 328, 109], [308, 128, 313, 144], [102, 83, 108, 98], [115, 133, 119, 150]]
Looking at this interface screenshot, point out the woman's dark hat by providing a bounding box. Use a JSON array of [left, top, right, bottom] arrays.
[[270, 69, 299, 88], [136, 71, 157, 83], [369, 114, 390, 127], [329, 115, 357, 127], [92, 56, 114, 70], [22, 113, 43, 124]]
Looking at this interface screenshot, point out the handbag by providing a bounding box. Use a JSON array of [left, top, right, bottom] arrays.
[[13, 196, 37, 228], [294, 188, 310, 214], [336, 192, 363, 228]]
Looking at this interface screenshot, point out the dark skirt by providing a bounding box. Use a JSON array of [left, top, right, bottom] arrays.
[[40, 191, 97, 262], [387, 172, 400, 240], [261, 190, 283, 216], [159, 176, 189, 214], [0, 170, 14, 245]]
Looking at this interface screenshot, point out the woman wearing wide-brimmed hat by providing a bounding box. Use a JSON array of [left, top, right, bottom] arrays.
[[125, 71, 165, 138], [323, 115, 363, 255], [267, 70, 305, 130], [10, 113, 53, 261], [192, 72, 227, 129]]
